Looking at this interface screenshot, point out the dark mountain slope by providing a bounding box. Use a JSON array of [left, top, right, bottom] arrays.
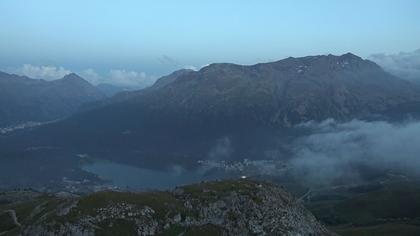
[[2, 53, 420, 167], [93, 53, 420, 127], [0, 72, 105, 126], [135, 53, 419, 125]]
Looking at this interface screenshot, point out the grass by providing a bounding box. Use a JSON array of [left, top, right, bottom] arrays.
[[306, 180, 420, 236], [0, 179, 285, 235], [181, 179, 262, 200], [307, 200, 346, 225], [158, 223, 224, 236], [68, 190, 184, 220], [333, 223, 420, 236], [307, 181, 420, 226], [334, 187, 420, 225], [184, 224, 224, 236], [0, 211, 17, 232], [158, 224, 186, 236]]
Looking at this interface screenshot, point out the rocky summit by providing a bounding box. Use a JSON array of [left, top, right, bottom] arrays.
[[0, 180, 335, 236]]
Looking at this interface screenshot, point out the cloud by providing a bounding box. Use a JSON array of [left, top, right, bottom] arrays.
[[183, 65, 198, 71], [289, 119, 420, 187], [369, 49, 420, 83], [108, 69, 157, 87], [200, 64, 211, 69], [8, 64, 157, 88], [20, 64, 71, 80], [80, 68, 101, 85], [78, 68, 158, 88], [207, 137, 233, 160]]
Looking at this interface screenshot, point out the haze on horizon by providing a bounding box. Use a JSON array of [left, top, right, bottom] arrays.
[[1, 0, 420, 87]]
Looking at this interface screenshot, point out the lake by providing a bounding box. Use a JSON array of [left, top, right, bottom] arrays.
[[81, 160, 236, 191]]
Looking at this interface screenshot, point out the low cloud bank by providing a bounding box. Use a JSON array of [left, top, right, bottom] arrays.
[[21, 64, 71, 80], [8, 64, 157, 88], [289, 119, 420, 186], [72, 68, 157, 88], [108, 69, 156, 87], [369, 49, 420, 84]]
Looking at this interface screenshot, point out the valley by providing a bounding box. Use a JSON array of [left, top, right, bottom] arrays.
[[2, 1, 419, 234], [1, 53, 420, 236]]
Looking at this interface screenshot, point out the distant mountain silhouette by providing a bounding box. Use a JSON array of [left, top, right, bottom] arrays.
[[0, 72, 105, 126]]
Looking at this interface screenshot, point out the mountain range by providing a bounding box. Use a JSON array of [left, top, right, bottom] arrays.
[[2, 53, 420, 167], [0, 72, 105, 127]]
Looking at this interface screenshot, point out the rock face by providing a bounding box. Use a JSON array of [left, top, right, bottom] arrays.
[[0, 72, 105, 126], [0, 180, 335, 235]]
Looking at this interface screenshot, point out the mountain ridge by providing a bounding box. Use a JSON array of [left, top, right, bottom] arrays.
[[2, 53, 420, 167], [0, 179, 336, 236], [0, 71, 105, 126], [108, 53, 420, 126]]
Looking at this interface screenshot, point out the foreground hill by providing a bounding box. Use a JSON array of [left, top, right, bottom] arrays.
[[0, 179, 335, 236], [0, 72, 105, 127], [2, 53, 420, 166], [305, 176, 420, 236]]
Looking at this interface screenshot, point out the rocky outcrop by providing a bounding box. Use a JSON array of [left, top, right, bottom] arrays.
[[0, 180, 336, 235]]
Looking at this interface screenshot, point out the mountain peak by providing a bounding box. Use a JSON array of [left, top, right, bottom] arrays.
[[199, 53, 367, 73], [59, 73, 95, 86], [62, 73, 83, 81], [340, 52, 362, 60], [0, 71, 104, 126]]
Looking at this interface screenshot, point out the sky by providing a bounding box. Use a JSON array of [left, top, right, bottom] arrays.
[[1, 0, 419, 86]]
